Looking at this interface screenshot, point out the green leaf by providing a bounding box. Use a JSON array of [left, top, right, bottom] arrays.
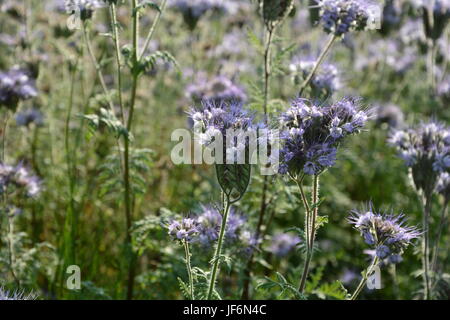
[[133, 0, 161, 16], [81, 108, 133, 141], [215, 164, 251, 202]]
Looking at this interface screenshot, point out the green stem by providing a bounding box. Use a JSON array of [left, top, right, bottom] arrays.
[[7, 212, 20, 286], [184, 241, 194, 300], [207, 197, 231, 300], [240, 22, 275, 300], [298, 175, 320, 293], [139, 0, 167, 61], [299, 35, 336, 96], [109, 3, 125, 123], [350, 257, 379, 300], [431, 201, 448, 275], [421, 193, 432, 300], [82, 23, 115, 111]]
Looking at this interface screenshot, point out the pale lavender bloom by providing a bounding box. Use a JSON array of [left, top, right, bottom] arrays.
[[186, 73, 247, 104], [0, 162, 41, 197], [65, 0, 105, 20], [349, 205, 421, 263], [195, 205, 248, 247], [169, 0, 230, 29], [315, 0, 377, 36], [289, 57, 341, 95], [389, 121, 450, 193], [0, 66, 38, 109], [374, 103, 404, 129], [269, 233, 301, 257], [167, 218, 198, 243], [279, 97, 369, 176]]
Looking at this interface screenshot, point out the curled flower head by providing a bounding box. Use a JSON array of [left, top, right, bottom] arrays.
[[388, 121, 450, 194], [268, 233, 301, 257], [0, 162, 41, 197], [348, 205, 421, 263], [167, 218, 198, 243], [278, 97, 369, 176], [289, 57, 341, 97], [0, 66, 38, 110], [65, 0, 105, 21], [316, 0, 379, 37], [169, 0, 230, 30], [186, 73, 247, 104]]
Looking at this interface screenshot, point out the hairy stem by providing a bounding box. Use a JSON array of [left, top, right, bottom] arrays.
[[184, 241, 195, 300], [350, 257, 379, 300], [298, 175, 320, 293], [421, 193, 432, 300], [240, 25, 275, 300], [431, 200, 448, 275], [207, 197, 231, 300], [139, 0, 167, 60], [299, 35, 336, 96]]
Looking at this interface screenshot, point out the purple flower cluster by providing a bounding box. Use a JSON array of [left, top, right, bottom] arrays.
[[411, 0, 450, 39], [0, 163, 41, 197], [316, 0, 377, 36], [388, 121, 450, 194], [348, 206, 421, 263], [169, 0, 231, 29], [186, 73, 247, 104], [195, 205, 250, 248], [15, 108, 44, 127], [0, 67, 38, 110], [289, 57, 341, 95], [167, 218, 198, 243], [268, 233, 301, 257], [278, 97, 369, 176]]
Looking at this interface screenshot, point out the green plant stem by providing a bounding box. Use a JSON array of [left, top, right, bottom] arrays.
[[207, 197, 231, 300], [298, 174, 320, 293], [109, 3, 125, 123], [184, 241, 194, 300], [240, 22, 275, 301], [431, 200, 448, 274], [7, 212, 20, 286], [82, 23, 115, 111], [421, 193, 432, 300], [139, 0, 167, 61], [299, 35, 336, 96], [350, 257, 379, 300], [123, 0, 140, 300]]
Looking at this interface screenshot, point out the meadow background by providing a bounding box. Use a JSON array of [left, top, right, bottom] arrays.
[[0, 0, 449, 300]]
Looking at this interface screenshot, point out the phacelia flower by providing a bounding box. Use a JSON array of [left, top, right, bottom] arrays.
[[167, 218, 199, 243], [388, 121, 450, 194], [169, 0, 229, 30], [316, 0, 378, 37], [289, 57, 341, 96], [188, 100, 256, 164], [348, 205, 421, 263], [195, 205, 248, 247], [0, 66, 38, 110], [65, 0, 105, 21], [374, 103, 404, 129], [186, 73, 247, 104], [278, 97, 369, 176], [0, 162, 41, 197], [268, 233, 301, 257], [15, 108, 44, 127]]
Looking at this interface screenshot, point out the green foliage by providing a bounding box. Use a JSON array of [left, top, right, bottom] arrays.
[[215, 164, 251, 202], [82, 108, 133, 141]]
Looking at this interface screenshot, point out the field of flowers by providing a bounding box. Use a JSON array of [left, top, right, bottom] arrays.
[[0, 0, 449, 301]]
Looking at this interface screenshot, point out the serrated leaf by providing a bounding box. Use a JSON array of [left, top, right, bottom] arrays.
[[215, 164, 251, 202]]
